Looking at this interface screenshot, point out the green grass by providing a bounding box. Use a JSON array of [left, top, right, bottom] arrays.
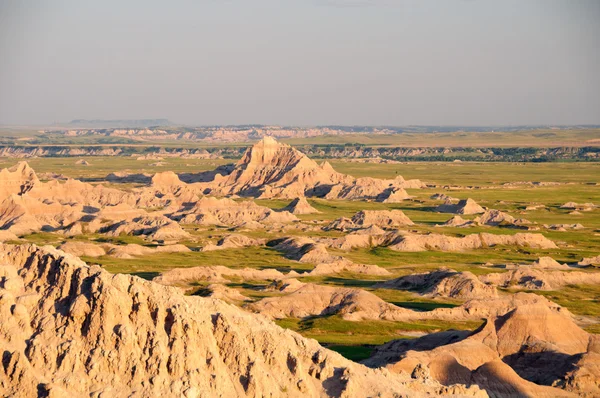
[[275, 315, 482, 346], [85, 246, 309, 277], [0, 156, 231, 182]]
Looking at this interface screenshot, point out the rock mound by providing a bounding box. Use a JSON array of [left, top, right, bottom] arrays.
[[154, 265, 296, 285], [376, 187, 411, 203], [436, 198, 485, 215], [310, 260, 391, 277], [247, 283, 413, 321], [366, 303, 593, 396], [326, 210, 413, 231], [202, 234, 266, 251], [377, 268, 498, 300], [171, 196, 298, 226], [281, 197, 321, 215], [480, 268, 600, 290], [531, 256, 569, 269], [197, 283, 251, 302], [351, 210, 414, 228], [273, 236, 338, 264], [388, 232, 557, 252], [105, 243, 191, 259], [151, 171, 185, 188], [431, 193, 458, 202], [579, 255, 600, 266], [57, 241, 107, 257], [438, 215, 474, 228]]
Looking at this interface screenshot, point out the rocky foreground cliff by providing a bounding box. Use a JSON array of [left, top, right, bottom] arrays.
[[0, 243, 484, 397]]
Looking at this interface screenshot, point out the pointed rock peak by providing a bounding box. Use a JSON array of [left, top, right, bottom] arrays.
[[240, 135, 305, 167], [282, 196, 321, 215], [8, 161, 38, 180], [259, 135, 279, 146], [320, 161, 334, 171], [0, 161, 40, 200]]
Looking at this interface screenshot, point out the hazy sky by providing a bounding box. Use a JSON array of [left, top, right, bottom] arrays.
[[1, 0, 599, 126]]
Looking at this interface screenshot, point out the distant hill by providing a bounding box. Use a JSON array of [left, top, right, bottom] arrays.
[[66, 119, 173, 128]]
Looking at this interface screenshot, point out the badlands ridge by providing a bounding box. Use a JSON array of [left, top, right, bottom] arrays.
[[1, 137, 599, 397]]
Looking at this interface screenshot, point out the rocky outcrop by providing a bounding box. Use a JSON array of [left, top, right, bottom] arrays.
[[57, 241, 107, 257], [102, 214, 191, 242], [203, 136, 350, 198], [480, 268, 600, 290], [387, 232, 557, 252], [560, 202, 597, 211], [248, 280, 562, 323], [281, 197, 321, 215], [436, 198, 485, 215], [197, 284, 251, 302], [170, 196, 298, 226], [105, 243, 191, 259], [376, 188, 411, 203], [325, 210, 413, 231], [153, 265, 296, 285], [271, 236, 389, 276], [1, 243, 482, 397], [438, 215, 474, 228], [376, 269, 498, 300], [0, 161, 39, 201], [579, 255, 600, 267], [246, 283, 414, 321], [201, 234, 266, 251], [198, 137, 424, 200], [365, 303, 596, 397]]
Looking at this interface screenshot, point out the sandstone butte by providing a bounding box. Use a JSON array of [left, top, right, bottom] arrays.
[[196, 136, 425, 199]]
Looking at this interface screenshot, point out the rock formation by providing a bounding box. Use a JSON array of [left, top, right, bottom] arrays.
[[0, 161, 39, 201], [436, 198, 485, 215], [281, 197, 321, 215], [247, 279, 562, 324], [438, 215, 474, 228], [376, 269, 498, 300], [1, 243, 484, 397], [170, 196, 298, 226], [480, 268, 600, 290], [387, 231, 557, 252], [197, 137, 424, 200], [365, 303, 598, 397], [376, 187, 411, 203], [325, 210, 413, 231]]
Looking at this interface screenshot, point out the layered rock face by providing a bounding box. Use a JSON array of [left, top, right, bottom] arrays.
[[209, 136, 350, 198], [0, 243, 485, 397]]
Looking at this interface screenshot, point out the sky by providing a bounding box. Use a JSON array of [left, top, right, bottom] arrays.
[[0, 0, 599, 126]]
